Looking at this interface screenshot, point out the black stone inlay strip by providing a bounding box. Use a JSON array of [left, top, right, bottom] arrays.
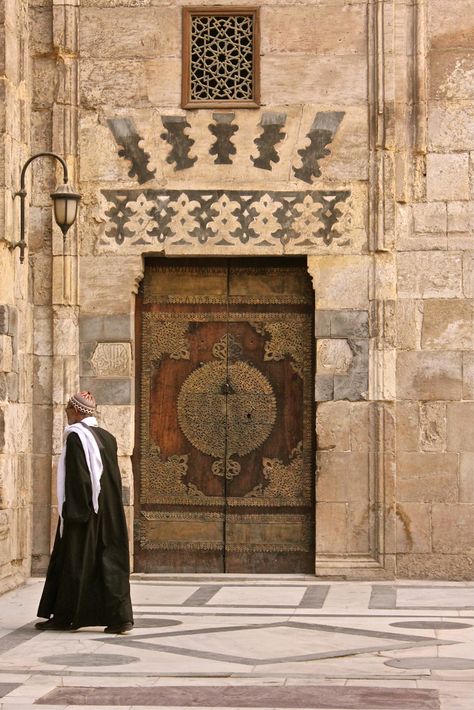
[[99, 620, 455, 666], [0, 623, 40, 656], [38, 685, 440, 708], [299, 585, 330, 608], [369, 585, 397, 609], [0, 684, 20, 699], [390, 621, 473, 630], [182, 585, 221, 606]]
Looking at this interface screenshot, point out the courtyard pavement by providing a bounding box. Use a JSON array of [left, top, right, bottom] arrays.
[[0, 575, 472, 709]]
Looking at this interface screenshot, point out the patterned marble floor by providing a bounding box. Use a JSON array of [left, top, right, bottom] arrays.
[[0, 576, 472, 709]]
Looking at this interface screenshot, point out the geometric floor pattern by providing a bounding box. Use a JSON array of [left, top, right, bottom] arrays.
[[0, 576, 471, 709]]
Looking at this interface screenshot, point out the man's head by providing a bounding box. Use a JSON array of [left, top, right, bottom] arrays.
[[66, 391, 96, 424]]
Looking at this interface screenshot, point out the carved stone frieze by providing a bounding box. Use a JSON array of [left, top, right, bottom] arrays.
[[99, 189, 351, 250], [90, 342, 132, 377]]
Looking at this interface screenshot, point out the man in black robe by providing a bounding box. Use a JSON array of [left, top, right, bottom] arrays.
[[35, 391, 134, 633]]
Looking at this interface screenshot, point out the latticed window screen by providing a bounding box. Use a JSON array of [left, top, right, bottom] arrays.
[[182, 7, 260, 108]]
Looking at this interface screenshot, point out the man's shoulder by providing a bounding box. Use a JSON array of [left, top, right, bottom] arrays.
[[94, 426, 117, 446]]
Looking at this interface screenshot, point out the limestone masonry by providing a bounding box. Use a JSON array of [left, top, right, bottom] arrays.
[[0, 0, 473, 590]]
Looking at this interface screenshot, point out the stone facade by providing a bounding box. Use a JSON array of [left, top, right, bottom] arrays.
[[0, 0, 472, 590]]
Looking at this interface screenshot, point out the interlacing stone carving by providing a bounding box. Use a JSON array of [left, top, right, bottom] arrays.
[[90, 342, 131, 377], [99, 189, 351, 249], [190, 14, 254, 101]]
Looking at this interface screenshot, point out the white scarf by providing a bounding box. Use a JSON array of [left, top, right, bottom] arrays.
[[57, 416, 103, 536]]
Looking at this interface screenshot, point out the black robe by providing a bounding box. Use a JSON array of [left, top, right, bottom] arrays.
[[37, 426, 133, 628]]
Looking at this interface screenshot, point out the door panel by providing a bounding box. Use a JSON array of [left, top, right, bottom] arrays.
[[135, 259, 314, 573]]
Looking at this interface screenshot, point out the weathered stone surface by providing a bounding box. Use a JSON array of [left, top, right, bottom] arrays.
[[412, 202, 447, 235], [315, 374, 333, 402], [395, 300, 423, 350], [397, 452, 459, 503], [316, 401, 351, 452], [397, 253, 463, 299], [79, 314, 133, 342], [463, 352, 474, 399], [432, 504, 474, 554], [446, 402, 474, 452], [459, 453, 474, 504], [308, 257, 370, 309], [396, 503, 431, 553], [96, 405, 134, 456], [428, 103, 474, 151], [346, 501, 370, 554], [422, 299, 473, 350], [79, 377, 132, 405], [79, 257, 143, 313], [0, 335, 13, 372], [420, 402, 447, 453], [317, 339, 353, 375], [317, 451, 369, 502], [315, 502, 347, 554], [427, 153, 470, 201], [334, 369, 368, 402], [463, 252, 474, 297], [349, 403, 370, 452], [397, 352, 463, 400], [396, 553, 474, 581], [329, 310, 369, 338]]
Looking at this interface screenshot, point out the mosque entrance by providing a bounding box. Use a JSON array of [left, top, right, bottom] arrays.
[[134, 258, 315, 573]]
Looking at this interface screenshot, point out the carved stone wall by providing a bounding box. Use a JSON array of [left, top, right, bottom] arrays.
[[0, 0, 472, 585]]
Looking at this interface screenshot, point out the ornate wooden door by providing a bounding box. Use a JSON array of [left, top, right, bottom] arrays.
[[135, 258, 314, 573]]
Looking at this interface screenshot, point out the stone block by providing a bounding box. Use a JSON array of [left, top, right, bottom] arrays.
[[428, 0, 474, 52], [53, 309, 79, 357], [33, 306, 52, 357], [463, 252, 474, 297], [0, 374, 6, 401], [428, 103, 474, 151], [79, 256, 143, 314], [316, 401, 351, 452], [79, 377, 132, 405], [33, 356, 53, 405], [396, 503, 432, 553], [422, 299, 473, 350], [395, 300, 423, 350], [317, 339, 353, 375], [315, 502, 346, 553], [96, 405, 134, 456], [32, 406, 52, 456], [397, 351, 463, 400], [31, 455, 52, 506], [397, 452, 459, 503], [429, 50, 474, 101], [307, 256, 370, 309], [6, 374, 18, 403], [427, 153, 470, 201], [346, 501, 370, 554], [448, 201, 474, 235], [446, 402, 474, 452], [459, 453, 474, 503], [314, 310, 331, 338], [397, 252, 463, 299], [90, 342, 132, 377], [79, 314, 133, 342], [463, 352, 474, 399], [412, 202, 447, 234], [0, 336, 13, 372], [262, 54, 367, 105], [31, 254, 52, 306], [262, 3, 367, 56], [80, 6, 179, 59], [317, 451, 369, 502], [420, 402, 446, 453], [144, 58, 181, 107], [0, 306, 8, 335], [330, 310, 369, 338], [432, 504, 474, 554], [315, 375, 333, 402], [396, 553, 474, 580], [333, 369, 368, 402], [80, 58, 150, 108], [349, 403, 370, 452]]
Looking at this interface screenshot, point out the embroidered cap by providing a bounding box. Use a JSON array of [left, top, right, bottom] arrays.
[[67, 391, 96, 416]]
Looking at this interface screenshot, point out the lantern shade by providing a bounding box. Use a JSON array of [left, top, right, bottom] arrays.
[[51, 183, 81, 236]]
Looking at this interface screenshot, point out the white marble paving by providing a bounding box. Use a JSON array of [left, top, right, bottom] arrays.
[[0, 578, 471, 708]]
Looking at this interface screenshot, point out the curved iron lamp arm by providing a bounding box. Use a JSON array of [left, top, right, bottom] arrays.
[[11, 152, 70, 264]]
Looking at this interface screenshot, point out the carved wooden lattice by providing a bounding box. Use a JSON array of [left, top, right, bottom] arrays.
[[182, 7, 260, 108]]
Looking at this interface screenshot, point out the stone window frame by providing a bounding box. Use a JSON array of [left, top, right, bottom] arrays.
[[182, 6, 261, 109]]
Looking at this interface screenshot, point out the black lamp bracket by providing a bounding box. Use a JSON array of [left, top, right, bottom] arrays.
[[10, 152, 70, 264]]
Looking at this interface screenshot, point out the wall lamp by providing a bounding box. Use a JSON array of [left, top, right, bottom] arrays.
[[10, 152, 81, 264]]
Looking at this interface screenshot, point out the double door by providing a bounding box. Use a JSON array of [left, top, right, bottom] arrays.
[[135, 258, 314, 573]]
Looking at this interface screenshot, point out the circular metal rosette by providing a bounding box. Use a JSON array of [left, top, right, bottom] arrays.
[[177, 360, 277, 468]]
